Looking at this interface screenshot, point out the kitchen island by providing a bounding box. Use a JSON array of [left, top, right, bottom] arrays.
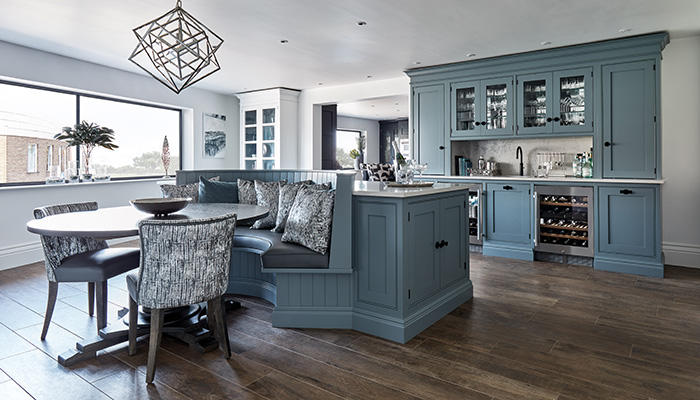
[[351, 181, 473, 342]]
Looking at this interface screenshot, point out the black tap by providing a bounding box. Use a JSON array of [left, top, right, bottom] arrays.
[[516, 146, 524, 176]]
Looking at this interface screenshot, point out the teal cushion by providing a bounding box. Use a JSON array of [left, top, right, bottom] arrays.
[[198, 177, 239, 203]]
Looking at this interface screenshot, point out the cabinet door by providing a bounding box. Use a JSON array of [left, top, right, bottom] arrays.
[[517, 73, 553, 135], [413, 85, 445, 175], [439, 195, 467, 287], [598, 186, 656, 257], [480, 77, 513, 136], [451, 81, 481, 137], [407, 200, 441, 305], [379, 121, 398, 164], [553, 67, 593, 134], [485, 183, 531, 244], [602, 61, 656, 178]]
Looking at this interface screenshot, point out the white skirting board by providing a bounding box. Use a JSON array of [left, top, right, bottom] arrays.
[[663, 242, 700, 269]]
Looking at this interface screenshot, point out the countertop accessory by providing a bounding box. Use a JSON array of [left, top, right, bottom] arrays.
[[130, 198, 190, 216], [516, 146, 524, 176]]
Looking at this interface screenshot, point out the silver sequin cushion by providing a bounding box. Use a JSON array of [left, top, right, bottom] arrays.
[[273, 181, 330, 233], [161, 176, 219, 203], [251, 180, 284, 229], [237, 179, 257, 205], [281, 185, 335, 254]]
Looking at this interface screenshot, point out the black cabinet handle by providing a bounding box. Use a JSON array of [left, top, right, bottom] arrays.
[[475, 121, 481, 126], [604, 141, 611, 147], [553, 117, 560, 122], [503, 185, 513, 190], [441, 240, 448, 247], [435, 241, 441, 249], [620, 189, 633, 195], [481, 121, 487, 125], [439, 146, 445, 150], [546, 117, 552, 122]]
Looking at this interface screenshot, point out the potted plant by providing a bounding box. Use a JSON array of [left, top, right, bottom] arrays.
[[55, 121, 118, 181], [349, 149, 361, 170]]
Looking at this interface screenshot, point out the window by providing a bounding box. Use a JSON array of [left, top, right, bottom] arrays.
[[27, 144, 37, 173], [0, 80, 181, 185], [336, 129, 361, 169]]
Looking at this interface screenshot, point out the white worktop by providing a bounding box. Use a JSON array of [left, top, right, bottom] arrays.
[[422, 175, 665, 185], [353, 181, 471, 198]]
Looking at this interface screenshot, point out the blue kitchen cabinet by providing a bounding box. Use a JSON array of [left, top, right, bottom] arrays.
[[451, 77, 513, 137], [516, 67, 593, 135], [483, 182, 533, 260], [596, 185, 662, 277], [602, 60, 657, 179], [413, 84, 446, 175]]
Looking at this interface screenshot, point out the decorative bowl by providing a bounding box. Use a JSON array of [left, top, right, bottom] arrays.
[[130, 198, 189, 216]]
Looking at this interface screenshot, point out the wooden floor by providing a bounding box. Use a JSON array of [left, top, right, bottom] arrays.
[[1, 252, 700, 400]]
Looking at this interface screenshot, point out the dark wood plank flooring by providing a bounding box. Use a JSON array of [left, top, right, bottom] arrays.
[[1, 250, 699, 399]]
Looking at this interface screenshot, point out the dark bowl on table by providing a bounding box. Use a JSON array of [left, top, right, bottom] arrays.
[[130, 198, 190, 216]]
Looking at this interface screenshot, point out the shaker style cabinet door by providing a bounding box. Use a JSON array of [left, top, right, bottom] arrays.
[[485, 183, 531, 245], [439, 195, 467, 287], [602, 60, 657, 179], [406, 199, 441, 305], [451, 80, 481, 137], [413, 84, 445, 175], [597, 186, 656, 258]]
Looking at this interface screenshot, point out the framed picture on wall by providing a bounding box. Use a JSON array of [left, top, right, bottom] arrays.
[[203, 113, 227, 158]]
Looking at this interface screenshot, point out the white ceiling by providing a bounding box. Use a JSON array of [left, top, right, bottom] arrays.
[[0, 0, 698, 120]]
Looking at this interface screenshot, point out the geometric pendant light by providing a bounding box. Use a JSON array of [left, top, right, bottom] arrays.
[[129, 0, 224, 94]]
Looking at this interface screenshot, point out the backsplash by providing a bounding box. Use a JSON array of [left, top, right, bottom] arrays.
[[450, 136, 593, 176]]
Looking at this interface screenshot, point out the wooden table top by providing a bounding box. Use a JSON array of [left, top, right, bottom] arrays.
[[26, 203, 269, 239]]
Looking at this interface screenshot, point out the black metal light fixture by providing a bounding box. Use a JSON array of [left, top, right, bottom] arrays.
[[129, 0, 224, 94]]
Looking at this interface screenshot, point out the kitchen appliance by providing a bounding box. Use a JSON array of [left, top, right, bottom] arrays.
[[467, 184, 483, 246], [534, 185, 593, 257]]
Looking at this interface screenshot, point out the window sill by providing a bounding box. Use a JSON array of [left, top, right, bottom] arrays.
[[0, 177, 166, 192]]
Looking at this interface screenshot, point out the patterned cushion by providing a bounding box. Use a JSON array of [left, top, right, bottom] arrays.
[[237, 179, 257, 205], [198, 177, 238, 203], [364, 163, 395, 181], [281, 186, 335, 254], [251, 180, 283, 229], [161, 176, 219, 203], [272, 181, 329, 233]]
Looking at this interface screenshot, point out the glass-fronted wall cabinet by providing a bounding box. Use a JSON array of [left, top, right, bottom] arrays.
[[517, 67, 592, 135], [242, 107, 277, 169], [451, 77, 513, 137]]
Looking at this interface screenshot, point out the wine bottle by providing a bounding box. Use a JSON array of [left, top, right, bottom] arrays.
[[391, 140, 407, 168]]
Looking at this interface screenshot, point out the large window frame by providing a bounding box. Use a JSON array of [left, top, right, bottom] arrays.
[[0, 79, 182, 187], [336, 129, 362, 170]]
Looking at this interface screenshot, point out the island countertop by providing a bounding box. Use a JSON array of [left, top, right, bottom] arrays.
[[353, 181, 473, 198]]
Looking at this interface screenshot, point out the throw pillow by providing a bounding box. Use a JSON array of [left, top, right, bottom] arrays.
[[365, 163, 395, 182], [198, 176, 239, 203], [251, 180, 283, 229], [160, 176, 219, 203], [281, 185, 335, 254], [237, 179, 258, 205], [273, 181, 331, 233]]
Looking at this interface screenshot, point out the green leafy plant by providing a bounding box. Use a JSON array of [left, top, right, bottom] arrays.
[[349, 149, 360, 159], [54, 120, 118, 176]]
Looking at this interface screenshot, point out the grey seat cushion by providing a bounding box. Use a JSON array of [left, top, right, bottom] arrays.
[[234, 230, 329, 269], [54, 248, 140, 282]]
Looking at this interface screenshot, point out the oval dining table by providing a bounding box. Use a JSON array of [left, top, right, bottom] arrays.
[[26, 202, 269, 366]]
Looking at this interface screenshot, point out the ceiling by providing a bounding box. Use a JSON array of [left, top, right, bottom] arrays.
[[0, 0, 698, 120]]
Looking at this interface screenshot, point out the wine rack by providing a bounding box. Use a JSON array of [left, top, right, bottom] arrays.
[[535, 186, 593, 257]]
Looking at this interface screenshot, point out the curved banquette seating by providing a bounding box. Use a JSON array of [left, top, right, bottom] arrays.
[[175, 170, 354, 322]]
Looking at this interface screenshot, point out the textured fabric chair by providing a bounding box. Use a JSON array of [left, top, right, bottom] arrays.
[[362, 163, 396, 181], [33, 202, 140, 339], [126, 213, 237, 384]]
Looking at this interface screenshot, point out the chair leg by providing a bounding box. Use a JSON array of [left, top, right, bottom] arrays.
[[95, 281, 108, 332], [128, 295, 138, 356], [40, 281, 58, 340], [209, 297, 231, 359], [87, 282, 95, 317], [146, 308, 164, 384]]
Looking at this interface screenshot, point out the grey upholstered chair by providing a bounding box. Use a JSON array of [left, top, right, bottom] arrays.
[[34, 202, 140, 339], [126, 212, 237, 384]]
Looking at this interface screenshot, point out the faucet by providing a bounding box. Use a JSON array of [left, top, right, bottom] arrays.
[[516, 146, 524, 176]]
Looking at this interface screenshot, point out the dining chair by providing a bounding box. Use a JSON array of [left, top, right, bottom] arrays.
[[126, 212, 237, 384], [33, 202, 140, 339]]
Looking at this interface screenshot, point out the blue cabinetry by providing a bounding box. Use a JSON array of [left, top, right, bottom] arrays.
[[483, 182, 533, 260], [451, 77, 514, 137], [413, 84, 446, 175]]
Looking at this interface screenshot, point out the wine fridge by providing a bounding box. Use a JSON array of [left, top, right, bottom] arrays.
[[535, 185, 593, 257], [468, 185, 483, 245]]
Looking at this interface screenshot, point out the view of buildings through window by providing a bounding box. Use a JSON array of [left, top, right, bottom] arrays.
[[0, 81, 181, 184], [336, 129, 361, 169]]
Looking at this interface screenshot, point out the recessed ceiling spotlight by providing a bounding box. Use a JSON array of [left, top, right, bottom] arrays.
[[541, 41, 551, 46], [413, 61, 421, 65], [357, 21, 367, 26], [318, 82, 323, 85], [396, 109, 400, 112], [395, 103, 399, 105], [466, 53, 476, 57], [280, 39, 288, 44], [619, 28, 631, 33], [371, 105, 375, 108], [367, 75, 373, 79]]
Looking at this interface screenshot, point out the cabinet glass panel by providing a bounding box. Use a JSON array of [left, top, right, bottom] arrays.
[[485, 83, 508, 130], [262, 160, 275, 170], [245, 127, 256, 141], [262, 108, 275, 123], [559, 75, 586, 126], [245, 143, 257, 158], [455, 87, 476, 131], [522, 79, 547, 128], [263, 126, 275, 140], [245, 110, 256, 125], [245, 160, 256, 169], [262, 142, 274, 157]]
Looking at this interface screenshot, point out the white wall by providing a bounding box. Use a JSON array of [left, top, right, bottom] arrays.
[[297, 77, 410, 169], [661, 35, 700, 268], [0, 40, 240, 270], [337, 116, 380, 163]]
